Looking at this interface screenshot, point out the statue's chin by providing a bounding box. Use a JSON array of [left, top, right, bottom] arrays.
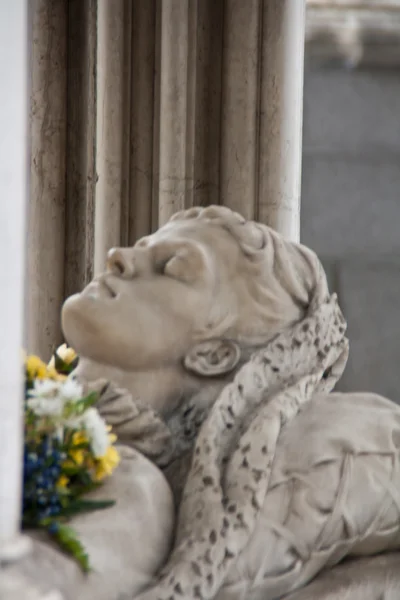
[[61, 295, 93, 358], [61, 297, 151, 373]]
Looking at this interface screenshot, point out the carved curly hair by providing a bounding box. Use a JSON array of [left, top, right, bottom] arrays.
[[169, 205, 328, 345]]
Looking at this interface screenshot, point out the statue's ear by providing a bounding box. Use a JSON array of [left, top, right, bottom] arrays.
[[183, 339, 241, 377]]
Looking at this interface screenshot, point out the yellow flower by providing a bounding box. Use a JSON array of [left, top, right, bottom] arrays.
[[63, 431, 90, 468], [46, 366, 67, 382], [94, 446, 120, 482], [57, 475, 69, 489], [48, 344, 77, 369], [72, 431, 88, 446], [106, 425, 117, 445], [69, 448, 85, 466], [26, 355, 48, 380], [63, 427, 119, 481], [69, 431, 90, 466]]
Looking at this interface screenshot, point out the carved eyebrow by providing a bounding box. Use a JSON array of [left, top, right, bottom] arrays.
[[152, 241, 203, 278], [135, 236, 150, 248], [151, 242, 179, 272], [151, 241, 189, 261]]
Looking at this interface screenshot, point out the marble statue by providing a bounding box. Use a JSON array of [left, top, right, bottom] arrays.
[[5, 205, 400, 600]]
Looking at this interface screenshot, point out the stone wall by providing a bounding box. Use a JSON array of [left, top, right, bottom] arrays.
[[301, 64, 400, 400]]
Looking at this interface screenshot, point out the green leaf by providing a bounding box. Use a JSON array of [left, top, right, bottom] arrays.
[[63, 392, 99, 419], [72, 499, 115, 511], [60, 498, 115, 518], [72, 481, 102, 497], [54, 352, 68, 372], [53, 352, 79, 375], [62, 465, 82, 476], [71, 470, 94, 488], [51, 523, 91, 572], [69, 356, 80, 370], [73, 392, 99, 414]]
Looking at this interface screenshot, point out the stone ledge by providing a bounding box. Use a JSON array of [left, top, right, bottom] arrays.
[[306, 0, 400, 67]]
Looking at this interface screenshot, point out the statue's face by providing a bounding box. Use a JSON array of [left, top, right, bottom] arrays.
[[62, 219, 244, 372]]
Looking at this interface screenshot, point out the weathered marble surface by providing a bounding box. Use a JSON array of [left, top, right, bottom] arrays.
[[8, 206, 400, 599]]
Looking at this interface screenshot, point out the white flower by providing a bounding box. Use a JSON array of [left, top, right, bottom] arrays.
[[27, 396, 65, 417], [81, 408, 109, 458], [67, 408, 109, 458], [26, 376, 83, 418], [28, 379, 62, 399], [59, 377, 83, 402], [27, 379, 64, 417], [26, 373, 107, 455], [48, 343, 78, 368]]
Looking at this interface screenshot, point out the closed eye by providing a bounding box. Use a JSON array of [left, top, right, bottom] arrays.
[[163, 254, 192, 283], [154, 256, 174, 276], [152, 242, 203, 284]]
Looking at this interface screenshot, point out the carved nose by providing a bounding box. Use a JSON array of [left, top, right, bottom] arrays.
[[107, 248, 135, 278]]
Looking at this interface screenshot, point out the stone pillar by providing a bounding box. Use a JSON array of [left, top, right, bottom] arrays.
[[64, 0, 97, 297], [129, 0, 157, 243], [190, 0, 224, 209], [94, 0, 132, 275], [155, 0, 225, 220], [152, 0, 306, 239], [258, 0, 306, 242], [26, 0, 307, 359], [0, 0, 31, 560], [157, 0, 191, 225], [220, 0, 262, 221], [27, 0, 67, 359]]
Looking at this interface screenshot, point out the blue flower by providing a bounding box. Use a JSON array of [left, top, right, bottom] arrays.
[[49, 465, 61, 478], [47, 522, 60, 534], [49, 494, 60, 505]]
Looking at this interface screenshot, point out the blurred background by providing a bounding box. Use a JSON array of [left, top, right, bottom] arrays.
[[302, 0, 400, 400]]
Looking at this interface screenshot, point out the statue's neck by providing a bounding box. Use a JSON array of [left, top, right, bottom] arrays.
[[75, 340, 269, 417], [74, 357, 206, 416]]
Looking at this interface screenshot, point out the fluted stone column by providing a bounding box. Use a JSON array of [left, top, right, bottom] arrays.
[[157, 0, 191, 224], [153, 0, 306, 238], [220, 0, 262, 221], [27, 0, 67, 359], [129, 0, 157, 242], [94, 0, 132, 275], [64, 0, 97, 297], [156, 0, 225, 217], [258, 0, 306, 242], [27, 0, 307, 360], [28, 0, 98, 358]]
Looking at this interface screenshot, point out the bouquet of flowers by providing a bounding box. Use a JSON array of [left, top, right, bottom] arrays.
[[22, 345, 120, 571]]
